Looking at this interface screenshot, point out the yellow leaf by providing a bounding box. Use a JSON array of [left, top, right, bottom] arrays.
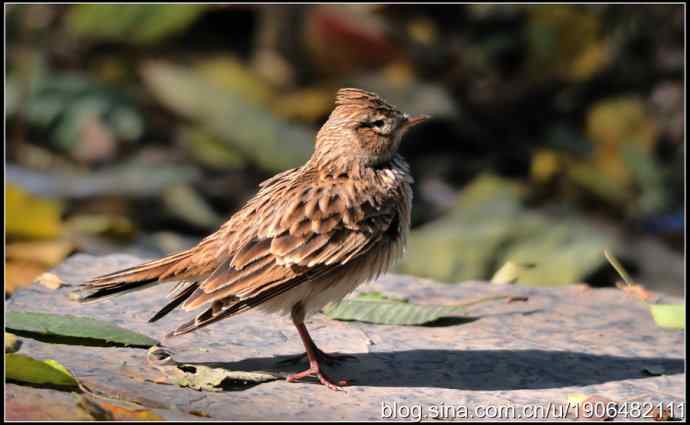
[[6, 353, 78, 388], [5, 333, 21, 353], [6, 184, 63, 239], [649, 304, 685, 330]]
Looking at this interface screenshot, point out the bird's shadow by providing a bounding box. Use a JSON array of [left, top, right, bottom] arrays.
[[188, 349, 684, 391]]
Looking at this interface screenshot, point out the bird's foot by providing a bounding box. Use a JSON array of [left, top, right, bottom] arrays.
[[286, 366, 350, 391]]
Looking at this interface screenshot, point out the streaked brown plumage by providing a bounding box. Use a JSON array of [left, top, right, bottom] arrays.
[[81, 88, 428, 390]]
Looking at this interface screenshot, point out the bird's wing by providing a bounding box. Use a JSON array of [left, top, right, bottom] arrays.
[[169, 167, 403, 336]]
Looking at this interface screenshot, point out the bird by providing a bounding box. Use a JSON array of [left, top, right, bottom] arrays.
[[80, 88, 429, 390]]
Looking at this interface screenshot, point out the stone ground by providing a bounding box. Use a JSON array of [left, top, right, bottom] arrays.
[[5, 254, 686, 421]]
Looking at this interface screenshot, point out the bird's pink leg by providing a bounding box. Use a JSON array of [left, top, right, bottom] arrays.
[[278, 332, 357, 366], [286, 321, 351, 391]]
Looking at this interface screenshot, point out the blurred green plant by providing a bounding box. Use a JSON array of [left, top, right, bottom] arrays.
[[24, 73, 143, 161], [398, 174, 614, 286], [65, 4, 207, 45]]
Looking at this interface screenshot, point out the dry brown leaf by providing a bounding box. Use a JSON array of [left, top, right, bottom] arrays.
[[96, 401, 164, 421]]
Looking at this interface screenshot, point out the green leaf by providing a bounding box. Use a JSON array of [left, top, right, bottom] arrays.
[[141, 61, 313, 172], [5, 312, 158, 348], [66, 5, 207, 45], [324, 300, 468, 325], [323, 292, 507, 325], [353, 291, 408, 303], [649, 304, 684, 330], [6, 353, 79, 388]]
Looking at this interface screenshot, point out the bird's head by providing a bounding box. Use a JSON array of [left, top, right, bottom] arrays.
[[313, 88, 429, 168]]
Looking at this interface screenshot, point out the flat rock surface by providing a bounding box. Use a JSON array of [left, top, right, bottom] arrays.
[[5, 254, 685, 421]]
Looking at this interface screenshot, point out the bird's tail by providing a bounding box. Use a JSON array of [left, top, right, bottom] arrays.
[[80, 250, 194, 302]]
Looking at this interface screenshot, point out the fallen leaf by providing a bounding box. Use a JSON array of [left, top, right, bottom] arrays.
[[648, 304, 684, 330], [158, 364, 279, 392], [6, 353, 79, 388], [323, 292, 503, 326], [92, 400, 164, 421], [146, 346, 279, 391], [33, 272, 65, 290], [5, 333, 22, 353], [74, 394, 114, 420], [6, 311, 158, 348]]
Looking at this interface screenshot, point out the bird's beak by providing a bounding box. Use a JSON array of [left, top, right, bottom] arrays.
[[403, 114, 431, 129]]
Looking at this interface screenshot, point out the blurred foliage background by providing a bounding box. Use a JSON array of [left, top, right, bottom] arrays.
[[5, 4, 685, 297]]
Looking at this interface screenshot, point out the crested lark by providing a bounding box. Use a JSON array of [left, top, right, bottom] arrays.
[[81, 88, 429, 390]]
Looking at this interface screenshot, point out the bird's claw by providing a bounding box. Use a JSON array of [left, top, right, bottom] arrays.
[[286, 367, 351, 391]]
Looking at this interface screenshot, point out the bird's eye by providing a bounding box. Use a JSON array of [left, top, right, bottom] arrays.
[[371, 119, 385, 128]]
